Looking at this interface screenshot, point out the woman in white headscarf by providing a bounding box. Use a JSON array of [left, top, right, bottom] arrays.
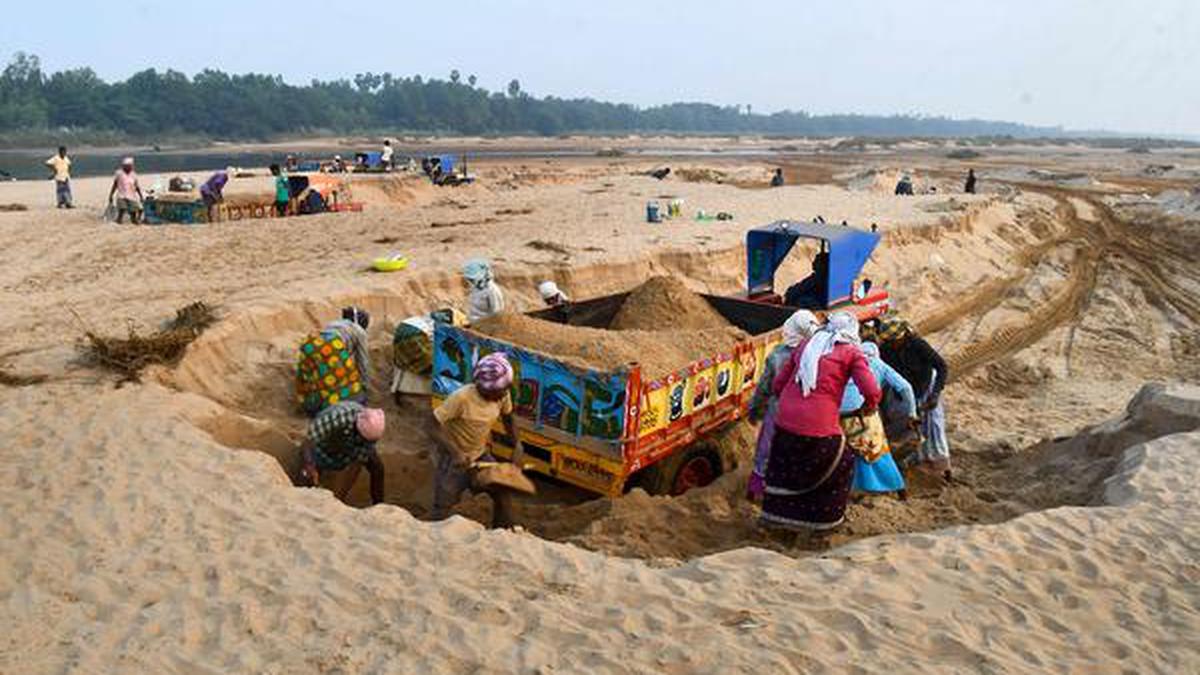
[[762, 311, 880, 533], [463, 258, 506, 323], [745, 310, 820, 500]]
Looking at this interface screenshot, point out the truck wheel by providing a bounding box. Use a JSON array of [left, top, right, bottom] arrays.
[[633, 445, 723, 496]]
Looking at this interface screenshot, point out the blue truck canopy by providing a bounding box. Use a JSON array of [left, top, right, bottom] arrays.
[[746, 220, 880, 307]]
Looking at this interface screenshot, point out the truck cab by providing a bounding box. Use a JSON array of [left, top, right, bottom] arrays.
[[741, 220, 890, 321]]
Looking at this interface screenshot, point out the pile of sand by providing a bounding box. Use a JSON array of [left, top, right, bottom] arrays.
[[472, 314, 744, 379], [474, 276, 745, 378], [610, 276, 731, 331]]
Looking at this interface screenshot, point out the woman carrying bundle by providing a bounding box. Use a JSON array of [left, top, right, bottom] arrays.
[[296, 306, 372, 415]]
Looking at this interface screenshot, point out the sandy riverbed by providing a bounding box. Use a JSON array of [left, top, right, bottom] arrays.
[[1, 145, 1198, 673]]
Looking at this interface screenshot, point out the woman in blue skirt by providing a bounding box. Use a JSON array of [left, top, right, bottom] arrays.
[[840, 341, 918, 498]]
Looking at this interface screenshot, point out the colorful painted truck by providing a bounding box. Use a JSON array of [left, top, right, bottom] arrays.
[[431, 293, 794, 497]]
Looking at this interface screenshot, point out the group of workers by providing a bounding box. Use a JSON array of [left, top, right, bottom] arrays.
[[747, 308, 949, 539], [293, 260, 565, 526], [291, 251, 950, 541], [895, 169, 979, 196]]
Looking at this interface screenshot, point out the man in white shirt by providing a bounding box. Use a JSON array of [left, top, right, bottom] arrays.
[[381, 139, 394, 171]]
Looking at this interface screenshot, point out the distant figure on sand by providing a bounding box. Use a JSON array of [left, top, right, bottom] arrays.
[[381, 139, 394, 171], [771, 168, 785, 187], [107, 157, 144, 224], [45, 146, 73, 208], [894, 174, 914, 196], [764, 311, 880, 538], [429, 353, 524, 526], [746, 309, 820, 500], [463, 259, 505, 323], [872, 318, 952, 479], [296, 306, 372, 415], [200, 170, 229, 222], [270, 163, 289, 216], [841, 341, 918, 499], [299, 402, 387, 505], [964, 168, 977, 194]]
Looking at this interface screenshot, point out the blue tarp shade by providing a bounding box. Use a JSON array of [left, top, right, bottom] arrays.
[[356, 152, 383, 167], [746, 220, 880, 306]]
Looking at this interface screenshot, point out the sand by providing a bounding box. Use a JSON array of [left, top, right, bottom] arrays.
[[1, 143, 1199, 672], [608, 275, 733, 331], [472, 313, 745, 379]]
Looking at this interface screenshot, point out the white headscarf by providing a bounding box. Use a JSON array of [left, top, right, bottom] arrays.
[[796, 311, 860, 395], [781, 309, 820, 348]]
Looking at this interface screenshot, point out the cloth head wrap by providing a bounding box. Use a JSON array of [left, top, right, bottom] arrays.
[[341, 306, 371, 329], [877, 318, 913, 344], [538, 280, 565, 302], [355, 408, 386, 441], [781, 309, 819, 348], [474, 352, 513, 392], [795, 310, 860, 395], [462, 259, 494, 290]]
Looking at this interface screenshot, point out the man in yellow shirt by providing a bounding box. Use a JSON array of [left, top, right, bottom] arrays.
[[45, 146, 72, 209], [430, 353, 524, 524]]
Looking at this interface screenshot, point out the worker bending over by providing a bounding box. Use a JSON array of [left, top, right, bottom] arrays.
[[299, 402, 387, 505], [429, 353, 524, 526]]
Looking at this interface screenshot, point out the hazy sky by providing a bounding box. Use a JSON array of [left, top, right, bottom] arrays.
[[5, 0, 1199, 136]]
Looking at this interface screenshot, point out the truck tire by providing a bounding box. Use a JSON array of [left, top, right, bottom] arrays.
[[632, 444, 723, 496]]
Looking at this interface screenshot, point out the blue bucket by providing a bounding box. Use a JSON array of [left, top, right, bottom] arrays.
[[646, 201, 661, 223]]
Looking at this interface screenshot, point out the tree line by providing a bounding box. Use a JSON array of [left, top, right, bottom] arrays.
[[1, 52, 1066, 143]]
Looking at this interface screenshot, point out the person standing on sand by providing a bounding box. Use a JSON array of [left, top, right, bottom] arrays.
[[965, 168, 977, 194], [871, 318, 952, 479], [107, 157, 144, 224], [200, 170, 229, 222], [841, 341, 918, 499], [746, 309, 821, 501], [463, 258, 505, 323], [270, 163, 289, 216], [45, 146, 73, 208], [770, 168, 785, 187], [381, 139, 394, 171], [428, 353, 525, 526], [763, 312, 880, 538], [299, 401, 387, 505]]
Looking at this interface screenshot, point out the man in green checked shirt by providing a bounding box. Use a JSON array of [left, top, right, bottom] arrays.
[[298, 402, 387, 505]]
